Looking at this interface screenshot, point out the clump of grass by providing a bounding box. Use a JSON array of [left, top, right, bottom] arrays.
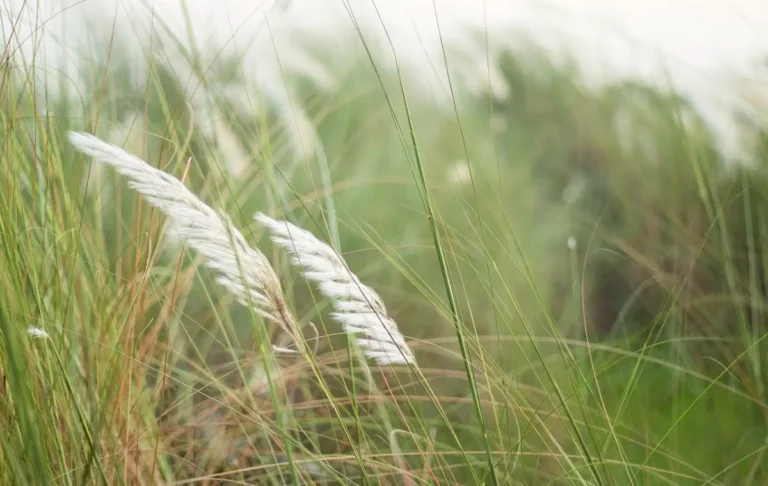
[[1, 6, 768, 485]]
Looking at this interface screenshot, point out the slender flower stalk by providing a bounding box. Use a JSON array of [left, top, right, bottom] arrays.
[[68, 132, 299, 340], [254, 213, 416, 366]]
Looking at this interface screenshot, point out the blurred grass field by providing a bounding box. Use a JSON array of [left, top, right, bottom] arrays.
[[1, 7, 768, 485]]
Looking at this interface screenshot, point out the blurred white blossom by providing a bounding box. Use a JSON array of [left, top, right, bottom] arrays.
[[27, 327, 50, 339], [446, 160, 473, 186]]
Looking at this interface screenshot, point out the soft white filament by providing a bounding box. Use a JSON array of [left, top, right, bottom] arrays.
[[255, 213, 416, 366], [68, 132, 297, 336]]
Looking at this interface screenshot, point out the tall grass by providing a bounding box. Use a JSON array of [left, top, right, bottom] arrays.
[[1, 6, 767, 485]]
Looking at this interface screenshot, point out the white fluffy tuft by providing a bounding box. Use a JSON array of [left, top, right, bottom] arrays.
[[254, 213, 416, 366], [27, 326, 51, 339], [68, 132, 297, 336]]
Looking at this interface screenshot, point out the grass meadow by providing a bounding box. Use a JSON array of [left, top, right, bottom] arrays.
[[1, 3, 767, 484]]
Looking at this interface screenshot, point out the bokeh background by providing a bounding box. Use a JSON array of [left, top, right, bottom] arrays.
[[2, 1, 768, 484]]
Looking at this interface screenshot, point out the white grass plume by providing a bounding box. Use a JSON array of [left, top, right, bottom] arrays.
[[68, 132, 298, 338], [27, 326, 50, 339], [254, 213, 416, 366]]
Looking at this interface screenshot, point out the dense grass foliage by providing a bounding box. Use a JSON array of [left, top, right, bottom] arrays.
[[1, 24, 767, 485]]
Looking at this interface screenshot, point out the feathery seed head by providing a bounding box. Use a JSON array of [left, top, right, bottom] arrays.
[[254, 213, 416, 366], [68, 132, 298, 339], [27, 326, 50, 339]]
